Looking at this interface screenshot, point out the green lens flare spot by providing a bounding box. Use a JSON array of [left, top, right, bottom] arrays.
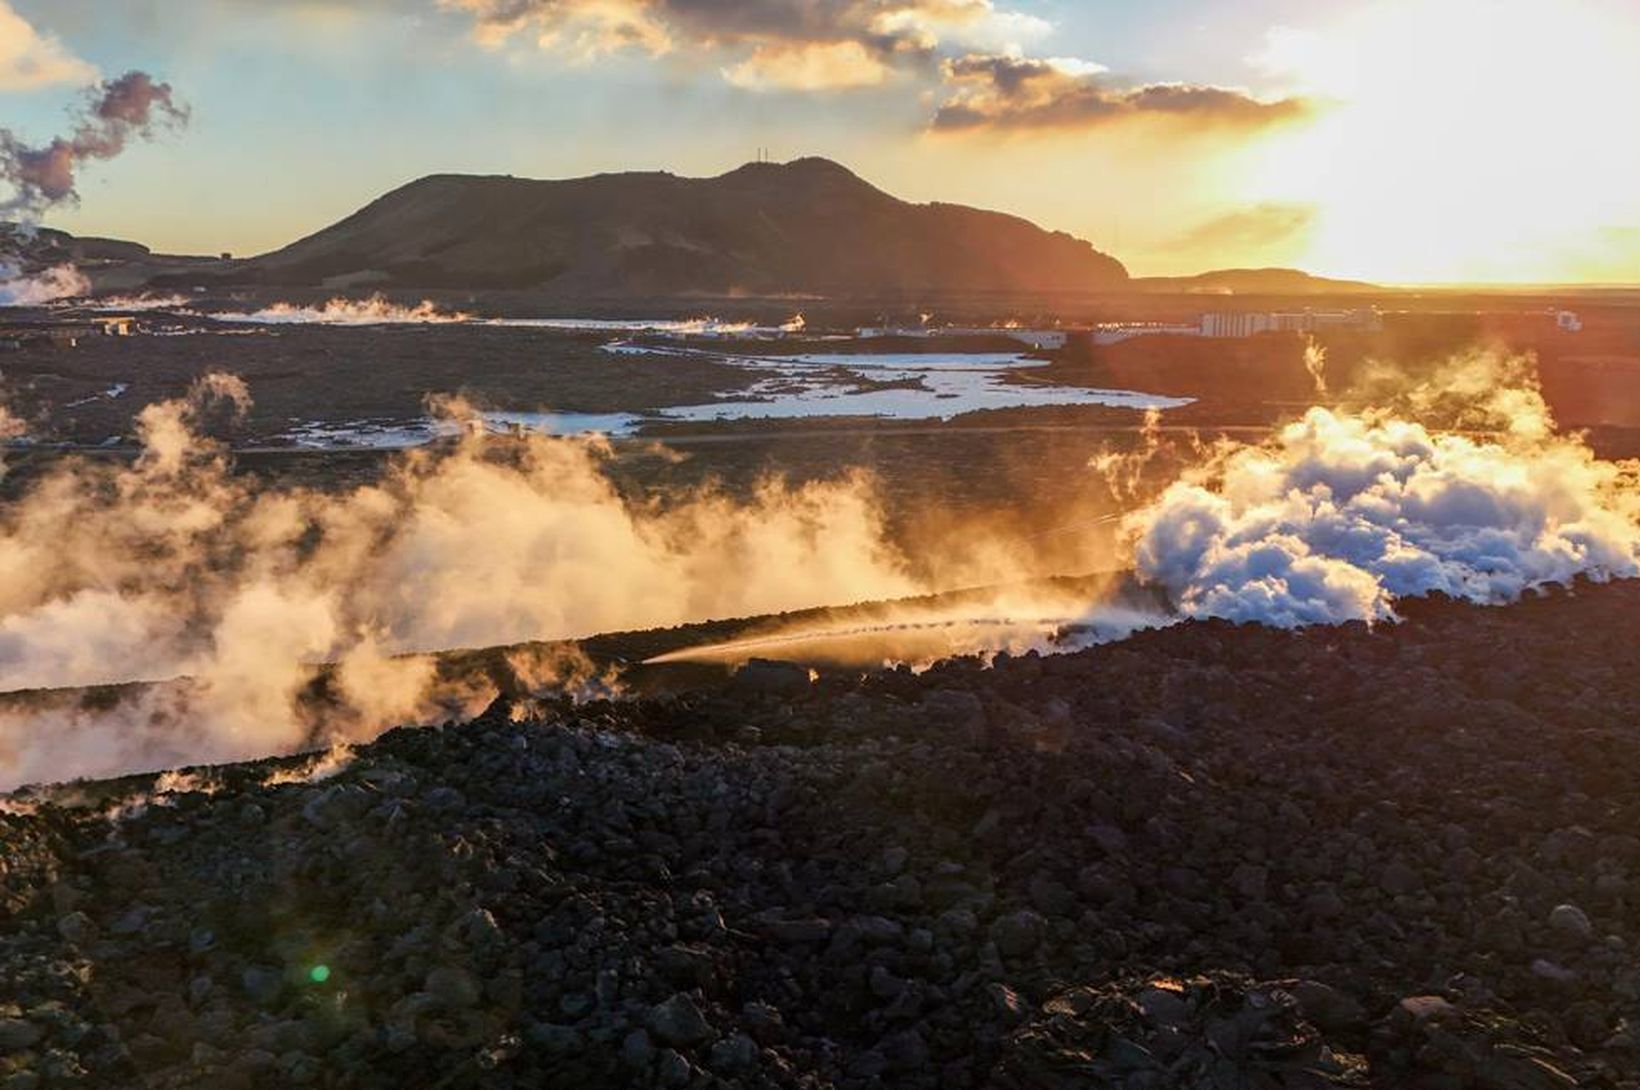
[[309, 965, 331, 984]]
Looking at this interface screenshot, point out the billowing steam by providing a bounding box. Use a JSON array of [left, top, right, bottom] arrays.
[[213, 295, 472, 326], [207, 300, 809, 336], [7, 349, 1638, 789], [1302, 335, 1328, 396], [0, 378, 1006, 788], [1121, 353, 1640, 626], [83, 291, 191, 312], [0, 261, 88, 305], [1, 70, 187, 221]]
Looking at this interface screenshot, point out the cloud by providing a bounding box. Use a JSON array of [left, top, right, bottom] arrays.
[[1168, 202, 1317, 254], [932, 52, 1310, 134], [0, 1, 97, 91], [439, 0, 1047, 88], [722, 39, 896, 91]]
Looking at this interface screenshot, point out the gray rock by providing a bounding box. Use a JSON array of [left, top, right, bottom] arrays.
[[425, 966, 481, 1009], [1229, 863, 1268, 901], [1549, 903, 1594, 943], [621, 1029, 654, 1070], [1290, 980, 1367, 1031], [708, 1032, 758, 1073], [986, 982, 1028, 1024], [525, 1023, 584, 1055], [1380, 859, 1421, 897], [654, 1048, 693, 1086], [989, 909, 1045, 958], [647, 993, 714, 1048], [56, 911, 95, 945], [733, 659, 811, 697], [241, 966, 284, 1007], [0, 1018, 42, 1053], [1136, 985, 1190, 1027], [762, 918, 831, 944], [1397, 995, 1457, 1024]]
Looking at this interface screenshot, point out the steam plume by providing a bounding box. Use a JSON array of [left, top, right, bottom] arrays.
[[1, 70, 187, 222], [1121, 353, 1640, 626], [0, 380, 1017, 788], [213, 296, 472, 326], [0, 261, 88, 306]]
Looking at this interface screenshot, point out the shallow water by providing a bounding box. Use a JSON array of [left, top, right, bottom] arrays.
[[637, 345, 1191, 424], [272, 343, 1190, 447]]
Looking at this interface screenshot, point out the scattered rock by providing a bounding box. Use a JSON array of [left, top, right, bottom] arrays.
[[646, 994, 714, 1048]]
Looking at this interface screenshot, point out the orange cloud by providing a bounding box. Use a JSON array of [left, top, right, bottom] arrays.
[[440, 0, 1046, 88], [933, 53, 1311, 134]]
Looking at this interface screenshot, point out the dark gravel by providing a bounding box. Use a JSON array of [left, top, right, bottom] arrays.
[[5, 581, 1640, 1088]]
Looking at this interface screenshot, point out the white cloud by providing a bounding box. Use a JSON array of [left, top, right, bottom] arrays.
[[0, 1, 97, 91]]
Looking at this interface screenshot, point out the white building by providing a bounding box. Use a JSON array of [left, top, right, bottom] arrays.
[[1199, 308, 1381, 338], [1556, 310, 1583, 333]]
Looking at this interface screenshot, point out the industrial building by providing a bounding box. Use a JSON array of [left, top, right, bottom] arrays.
[[1198, 308, 1383, 338], [854, 326, 1071, 350]]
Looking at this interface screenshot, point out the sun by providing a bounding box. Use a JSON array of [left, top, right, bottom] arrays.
[[1243, 0, 1640, 284]]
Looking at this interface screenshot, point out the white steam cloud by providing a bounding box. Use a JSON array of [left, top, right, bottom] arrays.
[[1122, 353, 1640, 626], [1, 378, 1011, 788], [212, 295, 473, 326], [7, 349, 1636, 789], [0, 261, 88, 306]]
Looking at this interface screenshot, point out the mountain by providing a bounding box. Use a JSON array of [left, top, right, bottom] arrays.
[[1132, 267, 1380, 295], [0, 224, 152, 265], [235, 158, 1130, 297]]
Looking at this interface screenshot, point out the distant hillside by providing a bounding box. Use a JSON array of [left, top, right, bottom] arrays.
[[1133, 267, 1380, 295], [235, 158, 1131, 297], [1, 224, 152, 265]]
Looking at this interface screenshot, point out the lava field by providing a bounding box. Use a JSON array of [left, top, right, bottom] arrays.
[[5, 582, 1640, 1088]]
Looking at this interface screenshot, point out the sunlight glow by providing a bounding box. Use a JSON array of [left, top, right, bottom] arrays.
[[1245, 0, 1640, 283]]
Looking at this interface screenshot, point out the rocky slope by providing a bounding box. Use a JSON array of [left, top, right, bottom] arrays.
[[5, 582, 1640, 1088], [231, 159, 1129, 297]]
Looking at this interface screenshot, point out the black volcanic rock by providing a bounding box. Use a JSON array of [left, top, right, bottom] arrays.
[[5, 581, 1640, 1087], [237, 158, 1130, 297]]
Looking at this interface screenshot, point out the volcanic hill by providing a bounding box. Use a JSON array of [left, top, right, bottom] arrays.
[[232, 159, 1130, 298]]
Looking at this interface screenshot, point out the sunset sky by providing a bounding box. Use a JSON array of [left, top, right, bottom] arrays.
[[4, 0, 1639, 283]]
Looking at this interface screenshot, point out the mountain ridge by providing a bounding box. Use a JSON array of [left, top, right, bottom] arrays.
[[234, 158, 1132, 297]]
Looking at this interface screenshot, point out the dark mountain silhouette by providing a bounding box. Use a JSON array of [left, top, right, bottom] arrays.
[[1133, 267, 1379, 295], [237, 158, 1131, 297]]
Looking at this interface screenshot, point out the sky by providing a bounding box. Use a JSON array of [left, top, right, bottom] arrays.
[[3, 0, 1640, 283]]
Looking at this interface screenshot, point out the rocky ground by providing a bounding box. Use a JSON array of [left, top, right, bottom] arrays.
[[5, 582, 1640, 1088]]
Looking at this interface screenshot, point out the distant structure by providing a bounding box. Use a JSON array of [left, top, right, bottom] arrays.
[[1198, 308, 1382, 338], [0, 316, 139, 350], [1091, 322, 1200, 345], [1555, 310, 1583, 333], [849, 307, 1384, 351], [854, 325, 1071, 350]]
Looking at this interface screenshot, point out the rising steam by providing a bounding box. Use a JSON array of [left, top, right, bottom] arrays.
[[213, 295, 473, 326], [1121, 353, 1640, 626], [1, 71, 187, 221], [0, 261, 88, 305], [0, 379, 957, 788], [6, 350, 1638, 789]]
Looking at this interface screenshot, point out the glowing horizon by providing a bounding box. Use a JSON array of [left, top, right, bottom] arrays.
[[2, 0, 1639, 285]]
